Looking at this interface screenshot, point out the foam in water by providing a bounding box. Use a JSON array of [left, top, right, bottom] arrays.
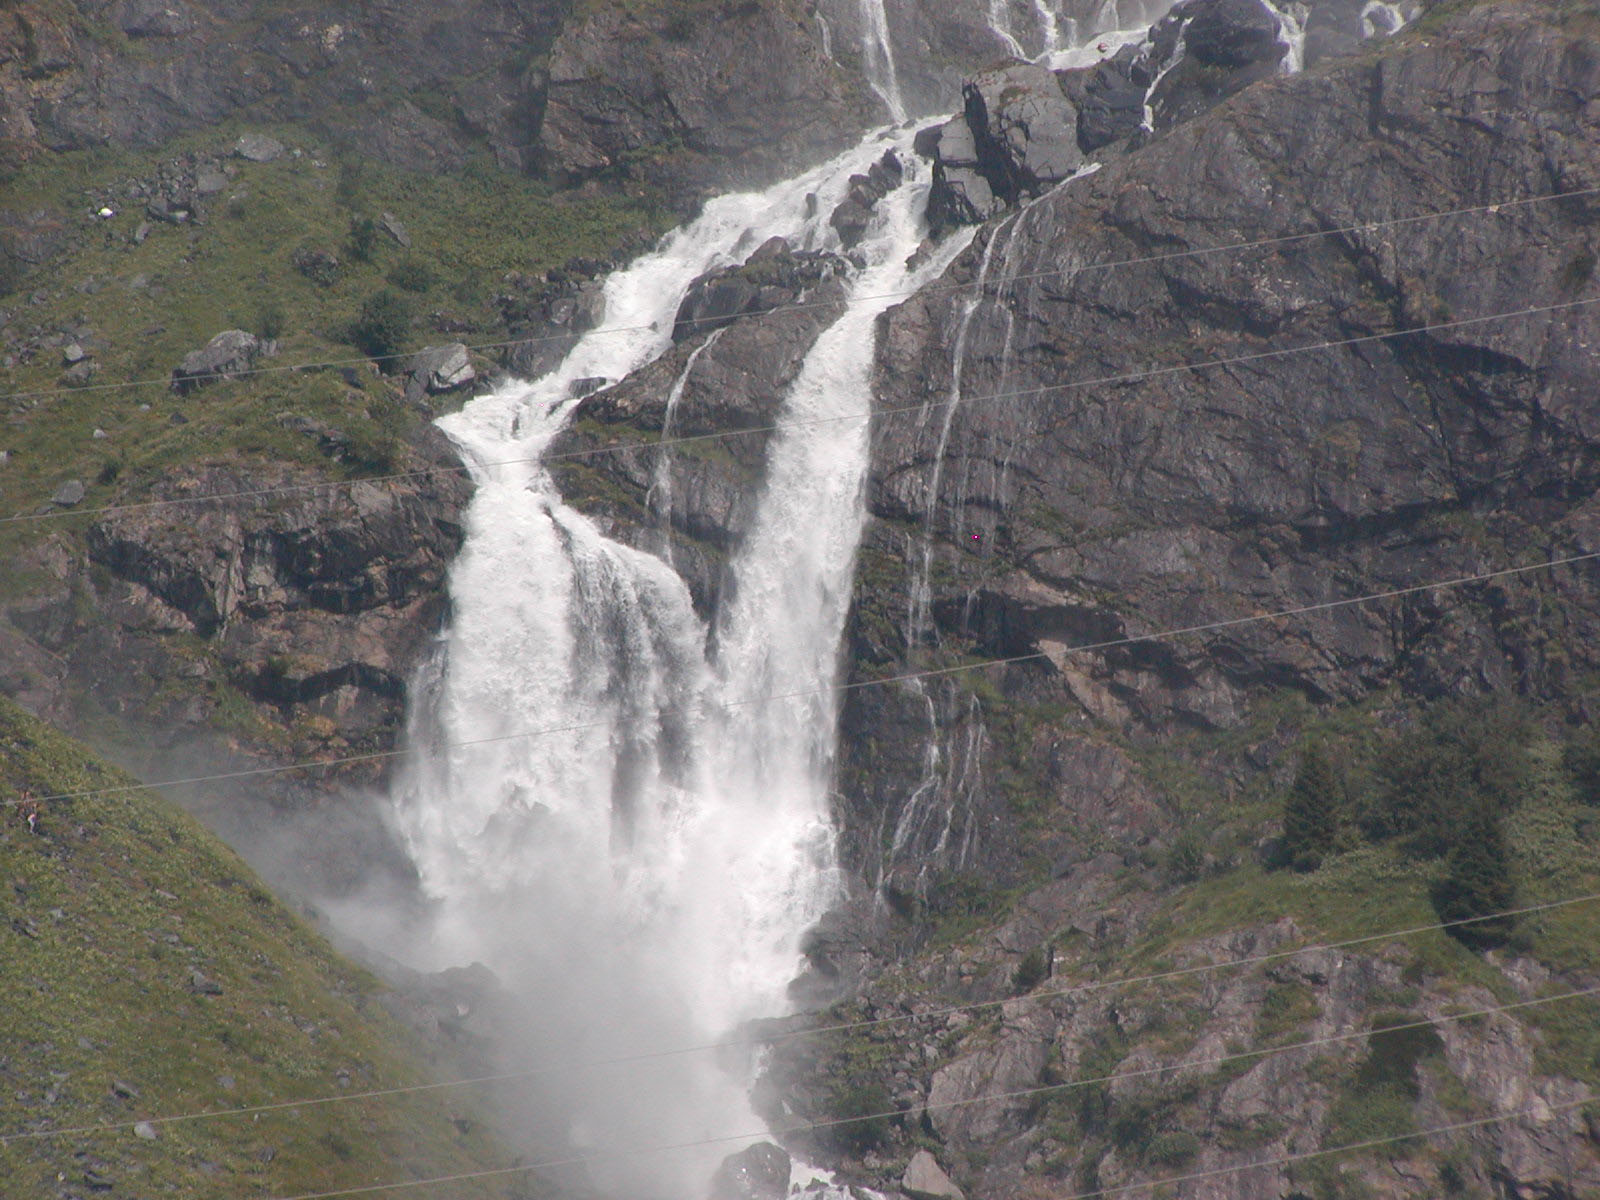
[[388, 130, 969, 1199]]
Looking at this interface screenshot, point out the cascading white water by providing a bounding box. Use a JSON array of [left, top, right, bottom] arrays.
[[388, 130, 971, 1200], [858, 0, 908, 123]]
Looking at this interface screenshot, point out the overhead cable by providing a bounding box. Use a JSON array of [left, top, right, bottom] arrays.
[[4, 291, 1596, 528]]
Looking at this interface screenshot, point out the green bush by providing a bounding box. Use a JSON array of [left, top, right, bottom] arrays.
[[347, 215, 380, 263], [349, 288, 414, 362], [1564, 724, 1600, 805], [387, 258, 437, 293], [1013, 945, 1050, 995], [1165, 830, 1206, 884], [1145, 1130, 1200, 1166], [257, 301, 286, 340], [823, 1081, 892, 1154]]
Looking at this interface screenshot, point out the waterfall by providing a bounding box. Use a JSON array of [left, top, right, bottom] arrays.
[[387, 130, 970, 1200], [858, 0, 908, 123]]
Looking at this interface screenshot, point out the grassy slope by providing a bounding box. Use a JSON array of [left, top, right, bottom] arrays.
[[0, 695, 537, 1199], [0, 116, 663, 569]]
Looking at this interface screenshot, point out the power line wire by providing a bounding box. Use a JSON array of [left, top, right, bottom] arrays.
[[2, 181, 1592, 409], [5, 287, 1596, 529], [6, 546, 1597, 811], [4, 891, 1593, 1148]]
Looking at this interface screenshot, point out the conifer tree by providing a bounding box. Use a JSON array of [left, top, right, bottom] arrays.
[[1282, 744, 1340, 871], [1432, 804, 1517, 948]]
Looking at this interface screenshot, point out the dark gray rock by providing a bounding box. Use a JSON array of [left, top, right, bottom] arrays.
[[171, 330, 264, 392], [1184, 0, 1285, 67], [117, 0, 194, 39], [708, 1142, 790, 1200]]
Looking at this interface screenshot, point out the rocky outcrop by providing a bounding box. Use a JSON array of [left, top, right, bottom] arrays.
[[548, 244, 852, 614], [871, 0, 1600, 746], [919, 62, 1084, 231], [1, 427, 469, 817], [171, 329, 271, 392], [538, 0, 877, 194]]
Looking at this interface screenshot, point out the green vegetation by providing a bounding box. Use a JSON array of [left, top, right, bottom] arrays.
[[1281, 743, 1342, 871], [0, 696, 531, 1198], [0, 117, 664, 567]]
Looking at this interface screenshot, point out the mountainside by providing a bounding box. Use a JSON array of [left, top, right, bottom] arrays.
[[0, 694, 531, 1199], [3, 1, 1600, 1199]]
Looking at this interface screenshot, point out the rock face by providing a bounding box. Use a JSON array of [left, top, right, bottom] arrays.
[[547, 242, 852, 614], [872, 0, 1600, 764], [538, 0, 877, 192], [0, 426, 470, 891]]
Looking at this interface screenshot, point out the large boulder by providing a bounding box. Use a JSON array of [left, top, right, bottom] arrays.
[[405, 343, 475, 404], [170, 330, 268, 393], [902, 1150, 965, 1200], [1183, 0, 1285, 67], [920, 61, 1083, 231]]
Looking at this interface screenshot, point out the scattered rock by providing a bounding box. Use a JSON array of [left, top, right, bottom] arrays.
[[111, 1079, 140, 1099], [379, 212, 412, 248], [708, 1141, 790, 1200], [189, 969, 223, 995], [132, 221, 151, 245], [902, 1150, 965, 1200], [51, 480, 86, 507], [194, 165, 228, 196], [171, 330, 266, 393], [62, 343, 87, 365], [92, 428, 108, 440], [568, 376, 609, 398], [234, 133, 286, 163], [144, 196, 191, 225], [291, 246, 340, 286], [132, 1121, 159, 1140]]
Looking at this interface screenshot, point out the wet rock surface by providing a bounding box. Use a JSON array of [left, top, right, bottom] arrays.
[[548, 241, 851, 615], [538, 0, 877, 194]]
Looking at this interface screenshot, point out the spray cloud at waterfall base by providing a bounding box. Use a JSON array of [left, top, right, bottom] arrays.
[[344, 131, 977, 1200]]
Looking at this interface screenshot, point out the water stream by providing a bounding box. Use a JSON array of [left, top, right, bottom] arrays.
[[388, 131, 969, 1199]]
